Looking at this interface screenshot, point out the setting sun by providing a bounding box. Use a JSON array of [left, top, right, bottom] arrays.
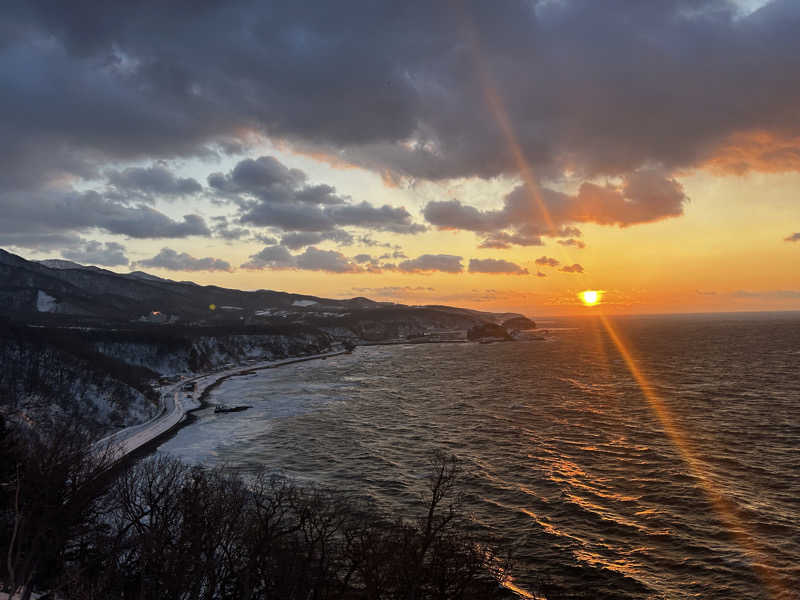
[[579, 290, 601, 306]]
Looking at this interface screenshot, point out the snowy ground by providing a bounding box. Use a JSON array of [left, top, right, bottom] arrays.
[[94, 349, 348, 463]]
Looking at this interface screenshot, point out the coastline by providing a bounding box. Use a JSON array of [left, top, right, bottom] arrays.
[[101, 336, 537, 467], [96, 349, 350, 466]]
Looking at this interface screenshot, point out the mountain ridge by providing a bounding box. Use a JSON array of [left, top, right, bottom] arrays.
[[0, 248, 524, 330]]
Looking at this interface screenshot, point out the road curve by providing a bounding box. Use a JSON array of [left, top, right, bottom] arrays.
[[94, 350, 349, 464]]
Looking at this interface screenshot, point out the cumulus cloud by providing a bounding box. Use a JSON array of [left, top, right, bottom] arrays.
[[785, 232, 800, 242], [478, 232, 544, 249], [280, 230, 353, 250], [208, 156, 426, 234], [137, 248, 233, 272], [0, 188, 210, 242], [0, 231, 86, 251], [557, 238, 586, 249], [208, 156, 308, 197], [397, 254, 463, 274], [424, 169, 686, 245], [295, 247, 362, 273], [106, 164, 202, 201], [241, 245, 361, 273], [534, 256, 560, 267], [241, 245, 296, 270], [560, 263, 584, 273], [61, 240, 129, 266], [468, 258, 528, 275]]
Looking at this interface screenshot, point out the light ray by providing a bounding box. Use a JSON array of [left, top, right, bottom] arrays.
[[598, 313, 788, 599], [454, 5, 786, 595], [454, 3, 560, 239]]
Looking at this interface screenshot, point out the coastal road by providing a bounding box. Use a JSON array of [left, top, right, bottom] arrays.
[[93, 350, 349, 464]]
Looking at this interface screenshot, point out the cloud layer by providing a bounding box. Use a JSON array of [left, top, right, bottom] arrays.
[[4, 0, 800, 194]]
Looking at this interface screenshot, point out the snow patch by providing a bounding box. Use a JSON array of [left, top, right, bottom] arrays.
[[36, 290, 58, 312], [292, 300, 317, 307]]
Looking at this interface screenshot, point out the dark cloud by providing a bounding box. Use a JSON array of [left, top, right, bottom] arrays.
[[241, 245, 296, 270], [397, 254, 463, 274], [0, 231, 85, 251], [536, 271, 546, 277], [468, 258, 528, 275], [208, 156, 308, 197], [557, 238, 586, 249], [4, 0, 799, 196], [534, 256, 560, 267], [295, 247, 361, 273], [0, 189, 210, 240], [106, 164, 202, 200], [560, 263, 584, 273], [137, 248, 233, 272], [62, 240, 129, 266], [280, 230, 353, 250], [326, 202, 426, 234], [785, 232, 800, 242], [211, 156, 425, 234], [239, 200, 424, 234]]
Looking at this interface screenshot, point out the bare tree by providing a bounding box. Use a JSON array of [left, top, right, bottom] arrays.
[[1, 419, 116, 599]]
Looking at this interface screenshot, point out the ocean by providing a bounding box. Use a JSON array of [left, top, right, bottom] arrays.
[[157, 312, 800, 599]]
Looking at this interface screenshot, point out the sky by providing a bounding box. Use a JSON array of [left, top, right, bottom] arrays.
[[1, 0, 798, 316]]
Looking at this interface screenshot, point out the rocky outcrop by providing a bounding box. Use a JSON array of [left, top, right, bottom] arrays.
[[502, 316, 536, 330]]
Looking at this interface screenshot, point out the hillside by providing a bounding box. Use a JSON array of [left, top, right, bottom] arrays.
[[0, 248, 517, 332], [0, 248, 530, 433]]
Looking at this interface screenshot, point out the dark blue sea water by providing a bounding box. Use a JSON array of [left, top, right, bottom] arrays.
[[158, 313, 800, 599]]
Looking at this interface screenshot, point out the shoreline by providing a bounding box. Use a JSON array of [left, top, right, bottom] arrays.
[[100, 336, 540, 467], [96, 349, 351, 467]]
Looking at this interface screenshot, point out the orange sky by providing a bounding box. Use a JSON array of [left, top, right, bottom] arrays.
[[87, 154, 798, 317]]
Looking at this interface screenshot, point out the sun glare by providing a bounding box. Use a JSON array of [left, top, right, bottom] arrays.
[[579, 290, 601, 306]]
